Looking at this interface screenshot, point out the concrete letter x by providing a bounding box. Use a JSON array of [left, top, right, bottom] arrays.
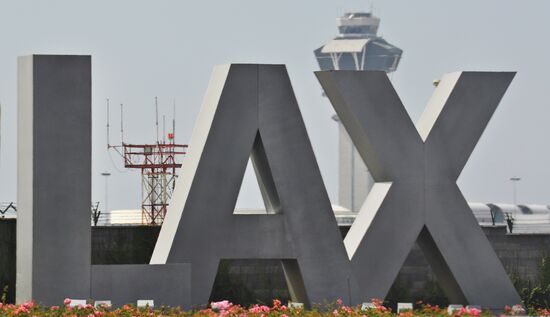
[[316, 71, 521, 309]]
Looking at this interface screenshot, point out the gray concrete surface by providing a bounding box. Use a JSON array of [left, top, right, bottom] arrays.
[[91, 264, 191, 307], [316, 70, 521, 309], [17, 55, 92, 305], [151, 64, 361, 307], [12, 57, 528, 308], [4, 220, 550, 305], [16, 55, 191, 307]]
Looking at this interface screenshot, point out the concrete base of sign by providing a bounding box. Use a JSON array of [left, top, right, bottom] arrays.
[[91, 264, 191, 307]]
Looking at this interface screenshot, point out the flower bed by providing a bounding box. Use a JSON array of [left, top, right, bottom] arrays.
[[1, 299, 549, 317]]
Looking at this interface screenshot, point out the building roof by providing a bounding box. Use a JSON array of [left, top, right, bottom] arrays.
[[321, 39, 369, 53], [483, 203, 550, 234]]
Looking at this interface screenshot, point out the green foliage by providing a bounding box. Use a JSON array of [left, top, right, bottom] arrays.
[[1, 286, 7, 304], [540, 256, 550, 287], [527, 285, 550, 309], [514, 253, 550, 309]]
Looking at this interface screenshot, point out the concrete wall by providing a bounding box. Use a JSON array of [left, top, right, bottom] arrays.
[[371, 226, 550, 301], [91, 226, 160, 264], [0, 219, 16, 303], [2, 220, 550, 305]]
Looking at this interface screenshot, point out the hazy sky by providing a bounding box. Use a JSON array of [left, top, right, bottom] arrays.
[[0, 0, 549, 212]]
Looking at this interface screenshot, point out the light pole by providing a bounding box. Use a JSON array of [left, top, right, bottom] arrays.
[[510, 177, 521, 207], [101, 172, 111, 218]]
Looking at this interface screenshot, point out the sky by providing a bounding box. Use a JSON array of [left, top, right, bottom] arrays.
[[0, 0, 549, 212]]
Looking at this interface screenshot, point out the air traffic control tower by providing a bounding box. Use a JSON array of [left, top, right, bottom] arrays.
[[315, 12, 402, 212]]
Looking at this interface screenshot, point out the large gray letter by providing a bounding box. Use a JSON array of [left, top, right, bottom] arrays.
[[17, 55, 92, 304], [151, 64, 360, 307], [316, 71, 521, 309], [17, 55, 190, 306]]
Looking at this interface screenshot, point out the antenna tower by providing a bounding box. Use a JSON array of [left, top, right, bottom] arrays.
[[107, 97, 187, 225]]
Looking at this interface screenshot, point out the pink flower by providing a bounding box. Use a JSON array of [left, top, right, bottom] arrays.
[[377, 305, 388, 312], [273, 299, 282, 308], [13, 306, 29, 315], [281, 315, 288, 317], [23, 301, 34, 309], [64, 298, 72, 306], [123, 305, 131, 310], [469, 308, 481, 316], [51, 306, 60, 310], [333, 309, 339, 316], [249, 305, 262, 314], [281, 305, 288, 311], [336, 298, 343, 306]]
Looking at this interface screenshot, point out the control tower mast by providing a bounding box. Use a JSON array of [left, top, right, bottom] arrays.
[[315, 12, 402, 212]]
